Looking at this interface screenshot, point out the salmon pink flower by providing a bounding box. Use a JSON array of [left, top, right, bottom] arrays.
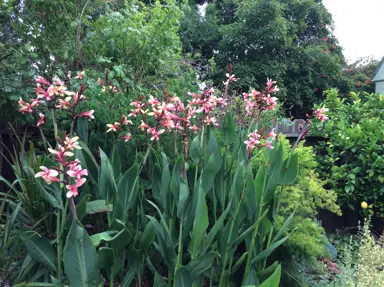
[[189, 125, 200, 133], [266, 129, 277, 139], [244, 132, 261, 151], [67, 165, 88, 179], [35, 166, 60, 184], [49, 145, 74, 162], [121, 115, 132, 125], [121, 133, 132, 142], [18, 98, 37, 113], [75, 71, 85, 79], [66, 178, 86, 198], [77, 110, 94, 120], [264, 141, 274, 150], [36, 76, 51, 86], [139, 121, 150, 131], [64, 136, 81, 150], [57, 97, 72, 109], [106, 122, 120, 133], [148, 128, 165, 141], [37, 113, 45, 126], [314, 107, 329, 123], [73, 92, 85, 102]]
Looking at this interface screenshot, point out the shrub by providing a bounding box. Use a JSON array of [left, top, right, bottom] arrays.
[[314, 89, 384, 216]]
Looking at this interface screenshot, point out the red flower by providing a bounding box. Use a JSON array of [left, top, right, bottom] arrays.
[[357, 81, 361, 87]]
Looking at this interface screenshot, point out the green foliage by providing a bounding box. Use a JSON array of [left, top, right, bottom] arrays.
[[314, 89, 384, 216], [251, 135, 340, 259], [180, 0, 347, 117]]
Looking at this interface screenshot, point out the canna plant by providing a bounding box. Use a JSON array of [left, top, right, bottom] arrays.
[[3, 70, 329, 286]]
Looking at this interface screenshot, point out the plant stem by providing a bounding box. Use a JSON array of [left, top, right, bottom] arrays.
[[218, 202, 242, 287], [176, 220, 183, 269], [56, 211, 62, 282], [242, 169, 267, 285], [52, 108, 58, 140], [69, 197, 77, 221], [200, 124, 205, 149]]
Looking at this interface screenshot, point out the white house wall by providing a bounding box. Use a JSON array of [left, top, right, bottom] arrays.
[[375, 81, 384, 94]]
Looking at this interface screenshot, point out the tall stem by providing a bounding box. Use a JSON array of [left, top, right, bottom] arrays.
[[176, 220, 183, 269], [52, 108, 58, 140], [218, 202, 242, 287], [56, 211, 62, 281], [242, 169, 267, 285], [69, 197, 77, 221]]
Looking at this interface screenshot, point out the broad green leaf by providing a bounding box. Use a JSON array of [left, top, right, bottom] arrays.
[[110, 145, 121, 179], [201, 154, 216, 193], [189, 184, 208, 258], [160, 164, 172, 214], [121, 266, 135, 287], [170, 155, 184, 198], [140, 221, 156, 253], [36, 180, 63, 210], [257, 261, 279, 282], [86, 200, 112, 214], [255, 166, 266, 205], [99, 149, 116, 202], [177, 180, 189, 218], [63, 221, 101, 287], [174, 266, 192, 287], [116, 163, 139, 222], [77, 143, 99, 183], [189, 136, 201, 164], [97, 247, 114, 270], [151, 163, 162, 205], [76, 117, 89, 144], [279, 153, 299, 186], [186, 251, 218, 278], [245, 170, 256, 221], [243, 265, 259, 285], [207, 133, 222, 174], [90, 231, 115, 246], [264, 144, 284, 203], [259, 264, 281, 287], [231, 252, 248, 274], [202, 199, 231, 253], [272, 211, 296, 244], [221, 112, 236, 145], [153, 272, 168, 287], [147, 216, 176, 270], [22, 232, 57, 272], [251, 235, 291, 264]]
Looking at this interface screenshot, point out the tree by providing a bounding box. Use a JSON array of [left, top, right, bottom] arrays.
[[180, 0, 347, 117]]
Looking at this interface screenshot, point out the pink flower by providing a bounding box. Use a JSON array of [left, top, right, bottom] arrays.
[[148, 128, 165, 141], [264, 141, 274, 150], [35, 85, 52, 101], [36, 76, 51, 86], [73, 92, 85, 102], [49, 145, 74, 162], [121, 133, 132, 142], [121, 115, 132, 125], [204, 116, 218, 127], [66, 178, 86, 198], [57, 97, 72, 109], [75, 71, 85, 79], [37, 113, 45, 126], [35, 166, 60, 184], [139, 121, 150, 131], [106, 122, 120, 133], [224, 73, 239, 85], [18, 98, 37, 113], [189, 125, 200, 133], [67, 164, 88, 179], [64, 136, 81, 150], [266, 129, 277, 140], [313, 107, 329, 123], [266, 78, 279, 93], [244, 132, 261, 151], [77, 110, 94, 120]]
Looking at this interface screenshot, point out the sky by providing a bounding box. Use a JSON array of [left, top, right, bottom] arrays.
[[323, 0, 384, 63]]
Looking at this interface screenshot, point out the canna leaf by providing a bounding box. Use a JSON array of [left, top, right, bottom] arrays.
[[22, 231, 57, 272], [251, 234, 291, 264], [121, 265, 135, 287], [140, 221, 156, 253], [152, 163, 162, 205], [207, 133, 222, 174], [97, 247, 114, 270], [177, 179, 189, 218], [189, 184, 208, 258], [110, 145, 121, 179], [186, 251, 218, 278], [221, 112, 236, 145], [174, 266, 193, 287], [264, 144, 284, 203], [259, 264, 281, 287], [98, 149, 117, 202], [116, 163, 139, 222], [63, 221, 101, 287], [201, 154, 216, 193], [231, 252, 248, 274], [279, 153, 299, 186], [86, 200, 112, 214], [189, 135, 201, 164], [153, 272, 168, 287]]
